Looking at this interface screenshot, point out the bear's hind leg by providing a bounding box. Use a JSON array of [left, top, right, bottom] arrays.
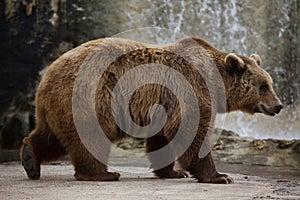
[[67, 138, 120, 181], [20, 128, 66, 180], [20, 142, 40, 180], [146, 135, 187, 179]]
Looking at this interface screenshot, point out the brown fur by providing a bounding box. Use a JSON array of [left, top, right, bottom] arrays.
[[20, 37, 282, 183]]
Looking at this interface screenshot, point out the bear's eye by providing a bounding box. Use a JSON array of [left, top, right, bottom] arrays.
[[260, 84, 269, 93]]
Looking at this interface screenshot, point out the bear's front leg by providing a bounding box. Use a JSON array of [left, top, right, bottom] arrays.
[[190, 152, 233, 184], [178, 140, 233, 184]]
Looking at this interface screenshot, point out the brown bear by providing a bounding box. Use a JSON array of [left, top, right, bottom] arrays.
[[20, 37, 283, 183]]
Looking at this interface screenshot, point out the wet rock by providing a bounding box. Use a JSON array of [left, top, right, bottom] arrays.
[[278, 140, 296, 149], [253, 140, 267, 150], [117, 138, 145, 150], [213, 138, 224, 150]]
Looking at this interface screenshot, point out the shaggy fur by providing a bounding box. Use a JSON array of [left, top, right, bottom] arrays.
[[20, 37, 282, 183]]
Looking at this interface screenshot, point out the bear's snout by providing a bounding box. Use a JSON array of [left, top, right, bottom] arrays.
[[260, 103, 283, 116], [274, 104, 283, 114]]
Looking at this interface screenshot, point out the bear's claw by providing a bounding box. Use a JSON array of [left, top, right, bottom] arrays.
[[22, 144, 40, 180], [197, 173, 234, 184], [155, 170, 189, 179]]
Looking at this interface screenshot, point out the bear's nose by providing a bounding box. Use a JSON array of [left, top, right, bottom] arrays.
[[274, 104, 283, 114]]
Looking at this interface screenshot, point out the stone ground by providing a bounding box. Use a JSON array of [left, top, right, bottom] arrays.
[[0, 157, 299, 200]]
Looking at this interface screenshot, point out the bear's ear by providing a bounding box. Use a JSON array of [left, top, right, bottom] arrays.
[[250, 54, 262, 66], [224, 53, 245, 73]]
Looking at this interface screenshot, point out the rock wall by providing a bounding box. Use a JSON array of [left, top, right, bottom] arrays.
[[0, 0, 96, 161]]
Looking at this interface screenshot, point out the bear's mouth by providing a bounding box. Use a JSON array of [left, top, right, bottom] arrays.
[[260, 104, 275, 116]]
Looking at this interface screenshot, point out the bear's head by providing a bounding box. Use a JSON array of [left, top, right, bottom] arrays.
[[224, 53, 283, 116]]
